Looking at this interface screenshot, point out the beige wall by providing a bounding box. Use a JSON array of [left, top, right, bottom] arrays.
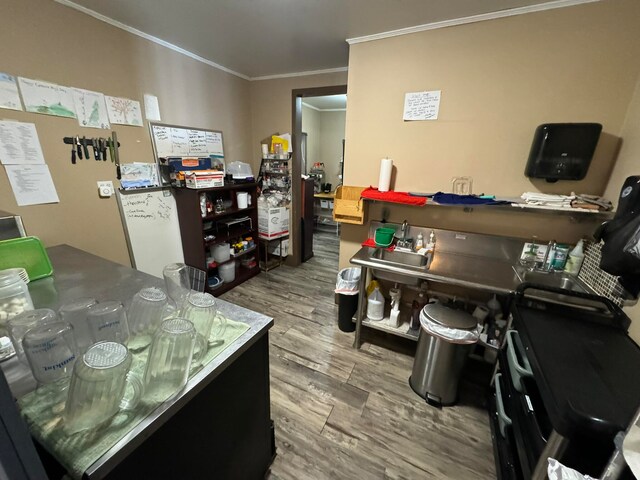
[[249, 71, 349, 173], [301, 105, 321, 173], [0, 0, 252, 266], [339, 0, 640, 268], [603, 75, 640, 342], [319, 110, 346, 189]]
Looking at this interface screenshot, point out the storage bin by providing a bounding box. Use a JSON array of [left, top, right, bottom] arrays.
[[211, 243, 231, 263], [333, 186, 366, 225], [0, 270, 34, 328], [219, 261, 236, 283], [0, 236, 53, 281]]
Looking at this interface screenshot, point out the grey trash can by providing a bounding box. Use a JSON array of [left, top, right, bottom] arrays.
[[335, 268, 361, 333], [409, 303, 479, 406]]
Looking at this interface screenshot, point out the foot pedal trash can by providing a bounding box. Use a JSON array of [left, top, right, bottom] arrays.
[[335, 267, 361, 333], [409, 303, 480, 406]]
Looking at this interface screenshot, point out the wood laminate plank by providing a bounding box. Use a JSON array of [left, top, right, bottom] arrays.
[[222, 231, 496, 480]]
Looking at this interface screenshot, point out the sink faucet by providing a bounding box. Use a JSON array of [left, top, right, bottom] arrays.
[[397, 220, 413, 249], [537, 240, 557, 272]]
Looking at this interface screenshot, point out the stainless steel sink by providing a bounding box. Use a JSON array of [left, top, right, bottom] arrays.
[[368, 248, 429, 285], [370, 249, 428, 267], [513, 268, 587, 293]]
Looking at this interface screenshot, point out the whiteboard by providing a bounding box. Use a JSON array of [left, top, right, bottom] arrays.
[[149, 122, 224, 158], [116, 189, 184, 278]]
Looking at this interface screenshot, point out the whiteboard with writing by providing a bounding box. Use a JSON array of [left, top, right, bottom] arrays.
[[149, 122, 224, 159], [116, 189, 184, 278]]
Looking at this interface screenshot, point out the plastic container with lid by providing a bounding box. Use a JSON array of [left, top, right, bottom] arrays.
[[0, 270, 34, 329], [219, 261, 236, 283], [211, 243, 231, 263], [366, 287, 385, 321]]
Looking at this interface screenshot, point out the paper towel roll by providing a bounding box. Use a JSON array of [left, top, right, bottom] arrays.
[[378, 158, 393, 192]]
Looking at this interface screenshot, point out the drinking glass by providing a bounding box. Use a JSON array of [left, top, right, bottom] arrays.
[[63, 341, 141, 434], [179, 291, 217, 365], [86, 301, 130, 345], [163, 263, 190, 309], [127, 287, 168, 352], [58, 297, 98, 352], [23, 321, 77, 386], [8, 308, 57, 364], [143, 318, 196, 403]]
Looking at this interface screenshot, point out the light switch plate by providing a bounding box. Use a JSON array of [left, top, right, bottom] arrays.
[[97, 181, 114, 198]]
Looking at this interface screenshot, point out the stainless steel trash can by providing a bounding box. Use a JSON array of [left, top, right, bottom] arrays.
[[409, 303, 479, 406]]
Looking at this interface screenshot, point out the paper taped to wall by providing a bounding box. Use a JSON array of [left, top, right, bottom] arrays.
[[403, 90, 441, 121], [144, 94, 161, 121], [105, 95, 143, 127], [5, 164, 59, 206], [0, 73, 22, 111], [0, 121, 45, 165], [18, 77, 77, 118], [72, 88, 110, 129]]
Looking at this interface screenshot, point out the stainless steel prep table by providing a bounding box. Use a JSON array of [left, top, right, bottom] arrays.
[[1, 245, 275, 480]]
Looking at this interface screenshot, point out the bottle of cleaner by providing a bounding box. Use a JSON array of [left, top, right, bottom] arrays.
[[415, 233, 424, 251], [367, 287, 385, 321], [564, 239, 585, 275]]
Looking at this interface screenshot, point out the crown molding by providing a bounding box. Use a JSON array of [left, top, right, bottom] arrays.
[[54, 0, 250, 80], [251, 67, 348, 82], [346, 0, 600, 45]]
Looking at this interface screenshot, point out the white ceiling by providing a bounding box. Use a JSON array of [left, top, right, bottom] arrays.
[[303, 95, 347, 111], [59, 0, 584, 79]]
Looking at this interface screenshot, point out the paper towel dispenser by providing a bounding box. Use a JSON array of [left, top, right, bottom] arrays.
[[524, 123, 602, 182]]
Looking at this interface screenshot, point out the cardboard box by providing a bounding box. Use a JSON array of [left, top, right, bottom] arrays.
[[258, 206, 289, 238], [185, 170, 224, 189], [269, 239, 289, 257]]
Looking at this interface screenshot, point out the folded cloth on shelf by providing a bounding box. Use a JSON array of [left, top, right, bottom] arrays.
[[361, 187, 427, 206], [431, 192, 511, 205], [521, 192, 575, 208]]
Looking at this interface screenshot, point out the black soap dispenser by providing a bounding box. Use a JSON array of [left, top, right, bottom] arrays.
[[524, 123, 602, 182]]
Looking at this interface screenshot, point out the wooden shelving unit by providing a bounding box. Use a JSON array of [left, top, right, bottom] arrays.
[[173, 183, 260, 296]]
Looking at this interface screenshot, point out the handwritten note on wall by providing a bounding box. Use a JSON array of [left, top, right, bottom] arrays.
[[403, 90, 441, 121], [151, 124, 224, 158]]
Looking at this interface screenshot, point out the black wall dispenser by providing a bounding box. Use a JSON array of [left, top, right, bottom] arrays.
[[524, 123, 602, 182]]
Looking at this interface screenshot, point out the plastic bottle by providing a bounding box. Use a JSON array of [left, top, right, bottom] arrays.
[[487, 294, 501, 318], [366, 287, 385, 321], [427, 230, 436, 253], [415, 233, 424, 251], [564, 239, 585, 275], [410, 290, 429, 330]]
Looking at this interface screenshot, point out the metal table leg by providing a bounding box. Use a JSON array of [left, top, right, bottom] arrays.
[[353, 267, 368, 349]]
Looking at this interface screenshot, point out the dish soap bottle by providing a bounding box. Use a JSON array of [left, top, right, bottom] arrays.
[[367, 287, 385, 321], [427, 230, 436, 253], [414, 233, 424, 251], [564, 239, 585, 275]]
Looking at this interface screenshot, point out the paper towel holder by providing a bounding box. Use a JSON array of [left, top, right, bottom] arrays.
[[524, 123, 602, 183]]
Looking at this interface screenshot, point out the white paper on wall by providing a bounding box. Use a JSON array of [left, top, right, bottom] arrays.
[[18, 77, 77, 118], [403, 90, 441, 121], [72, 88, 111, 129], [0, 73, 22, 111]]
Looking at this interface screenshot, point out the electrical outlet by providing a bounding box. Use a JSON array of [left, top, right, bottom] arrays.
[[97, 181, 114, 198]]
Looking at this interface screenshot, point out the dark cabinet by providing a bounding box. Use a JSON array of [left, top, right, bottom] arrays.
[[301, 178, 314, 262]]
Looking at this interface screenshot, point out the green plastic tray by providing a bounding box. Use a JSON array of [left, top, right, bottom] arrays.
[[0, 236, 53, 281]]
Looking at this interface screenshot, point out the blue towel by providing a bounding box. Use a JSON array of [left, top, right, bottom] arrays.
[[431, 192, 511, 206]]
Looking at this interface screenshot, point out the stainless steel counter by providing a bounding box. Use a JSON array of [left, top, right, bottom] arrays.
[[351, 246, 521, 295], [1, 245, 273, 479]]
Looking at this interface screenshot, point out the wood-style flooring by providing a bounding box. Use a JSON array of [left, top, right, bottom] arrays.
[[221, 231, 496, 479]]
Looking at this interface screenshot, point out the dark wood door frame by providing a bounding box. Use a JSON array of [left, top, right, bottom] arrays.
[[288, 85, 348, 267]]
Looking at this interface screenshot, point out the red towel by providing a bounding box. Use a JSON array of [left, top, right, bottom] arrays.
[[362, 238, 395, 250], [361, 187, 427, 206]]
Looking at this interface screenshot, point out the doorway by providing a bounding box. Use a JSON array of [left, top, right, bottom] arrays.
[[289, 85, 347, 267]]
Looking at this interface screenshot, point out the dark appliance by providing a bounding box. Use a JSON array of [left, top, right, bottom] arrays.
[[490, 284, 639, 480], [596, 176, 640, 296], [524, 123, 602, 182]]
